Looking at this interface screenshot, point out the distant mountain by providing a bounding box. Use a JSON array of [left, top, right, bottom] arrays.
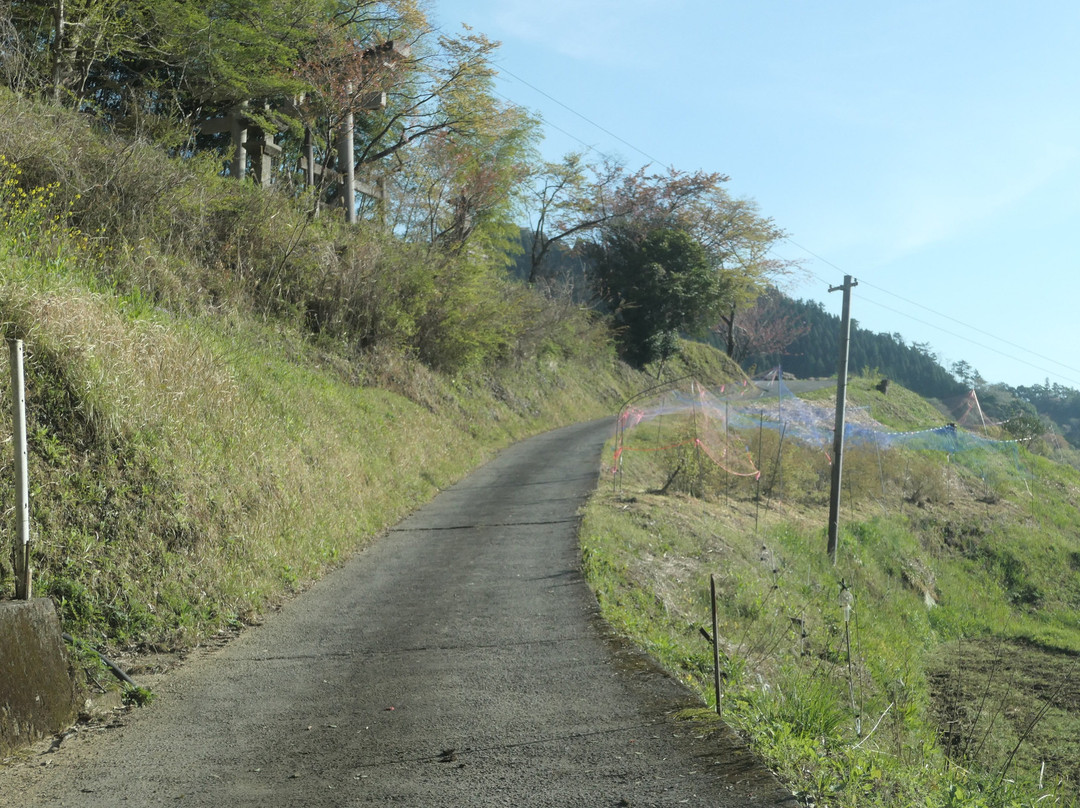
[[730, 291, 1080, 449], [511, 245, 1080, 450], [727, 291, 965, 402]]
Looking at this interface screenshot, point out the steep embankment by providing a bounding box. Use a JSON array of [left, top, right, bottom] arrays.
[[0, 90, 744, 669]]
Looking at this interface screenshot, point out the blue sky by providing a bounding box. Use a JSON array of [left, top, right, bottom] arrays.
[[433, 0, 1080, 389]]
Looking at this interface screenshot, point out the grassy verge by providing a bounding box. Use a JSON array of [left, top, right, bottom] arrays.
[[582, 377, 1080, 807], [0, 227, 737, 657], [0, 262, 633, 646]]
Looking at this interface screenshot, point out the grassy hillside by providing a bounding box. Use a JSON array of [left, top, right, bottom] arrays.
[[0, 92, 745, 659], [8, 90, 1080, 808], [582, 375, 1080, 807]]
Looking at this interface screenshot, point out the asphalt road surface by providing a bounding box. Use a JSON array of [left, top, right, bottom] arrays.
[[1, 419, 796, 807]]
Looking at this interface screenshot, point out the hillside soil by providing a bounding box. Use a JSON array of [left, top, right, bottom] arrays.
[[927, 638, 1080, 788]]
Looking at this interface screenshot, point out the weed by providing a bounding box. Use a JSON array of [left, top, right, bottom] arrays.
[[122, 686, 156, 707]]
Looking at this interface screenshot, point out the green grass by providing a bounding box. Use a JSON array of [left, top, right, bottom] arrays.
[[0, 266, 641, 647], [583, 377, 1080, 807], [802, 373, 952, 432], [0, 197, 718, 660], [5, 91, 1080, 806], [0, 111, 662, 654]]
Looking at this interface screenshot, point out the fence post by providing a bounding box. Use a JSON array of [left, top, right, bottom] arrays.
[[10, 339, 31, 599], [711, 573, 722, 717]]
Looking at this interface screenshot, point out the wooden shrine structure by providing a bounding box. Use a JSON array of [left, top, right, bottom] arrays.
[[197, 41, 410, 223]]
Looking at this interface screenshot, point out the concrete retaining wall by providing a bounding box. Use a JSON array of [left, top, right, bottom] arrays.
[[0, 599, 80, 756]]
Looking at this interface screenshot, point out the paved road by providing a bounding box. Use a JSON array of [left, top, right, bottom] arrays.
[[0, 419, 795, 807]]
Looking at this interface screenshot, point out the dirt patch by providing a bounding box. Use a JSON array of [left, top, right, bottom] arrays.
[[928, 638, 1080, 796]]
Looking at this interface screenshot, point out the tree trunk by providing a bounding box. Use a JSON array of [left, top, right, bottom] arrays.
[[724, 306, 737, 358]]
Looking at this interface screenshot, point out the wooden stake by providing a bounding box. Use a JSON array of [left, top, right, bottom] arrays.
[[711, 573, 722, 717]]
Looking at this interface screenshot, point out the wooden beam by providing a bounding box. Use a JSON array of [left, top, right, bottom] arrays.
[[359, 91, 387, 111], [354, 179, 386, 201], [248, 139, 283, 158], [196, 115, 237, 136]]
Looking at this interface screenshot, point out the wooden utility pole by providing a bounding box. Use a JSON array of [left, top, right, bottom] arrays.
[[827, 276, 857, 564]]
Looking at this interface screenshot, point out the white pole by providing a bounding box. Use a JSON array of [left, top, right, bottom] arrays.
[[230, 104, 248, 181], [339, 83, 356, 224], [10, 338, 31, 599]]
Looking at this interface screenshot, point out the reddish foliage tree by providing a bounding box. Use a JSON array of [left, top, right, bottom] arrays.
[[718, 288, 810, 363]]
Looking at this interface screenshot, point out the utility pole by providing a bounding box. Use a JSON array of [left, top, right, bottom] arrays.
[[827, 275, 857, 564]]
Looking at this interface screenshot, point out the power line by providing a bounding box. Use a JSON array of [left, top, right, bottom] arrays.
[[492, 61, 669, 167], [781, 228, 1080, 375], [779, 238, 1080, 385], [489, 88, 618, 163], [855, 293, 1080, 389], [443, 30, 1080, 389], [783, 237, 849, 279], [432, 17, 653, 167], [859, 278, 1080, 380]]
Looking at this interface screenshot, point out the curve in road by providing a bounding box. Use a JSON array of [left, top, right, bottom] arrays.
[[0, 419, 796, 807]]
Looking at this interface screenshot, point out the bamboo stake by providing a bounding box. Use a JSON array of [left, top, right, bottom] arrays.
[[711, 573, 722, 717]]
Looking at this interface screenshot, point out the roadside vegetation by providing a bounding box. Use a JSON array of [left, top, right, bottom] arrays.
[[0, 0, 786, 658], [582, 376, 1080, 807], [3, 3, 1080, 803], [0, 89, 655, 653]]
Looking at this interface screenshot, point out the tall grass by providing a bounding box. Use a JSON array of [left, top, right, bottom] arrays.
[[0, 247, 633, 646]]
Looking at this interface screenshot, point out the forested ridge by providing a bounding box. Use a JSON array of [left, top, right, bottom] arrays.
[[730, 291, 1080, 448], [735, 291, 965, 398]]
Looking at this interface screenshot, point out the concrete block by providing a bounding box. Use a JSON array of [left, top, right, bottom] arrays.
[[0, 599, 80, 755]]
